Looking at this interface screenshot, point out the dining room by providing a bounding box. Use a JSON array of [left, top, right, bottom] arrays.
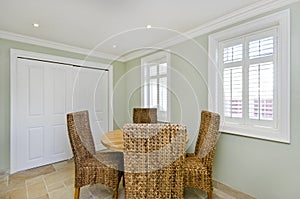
[[1, 0, 300, 198]]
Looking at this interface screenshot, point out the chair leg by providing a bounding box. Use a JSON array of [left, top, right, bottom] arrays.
[[113, 189, 118, 199], [74, 187, 80, 199], [208, 191, 213, 199]]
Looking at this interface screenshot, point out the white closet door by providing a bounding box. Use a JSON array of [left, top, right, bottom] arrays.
[[13, 59, 73, 172], [72, 67, 109, 150], [12, 56, 111, 173]]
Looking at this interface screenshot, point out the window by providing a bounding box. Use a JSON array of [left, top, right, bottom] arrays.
[[141, 52, 170, 122], [208, 10, 290, 143]]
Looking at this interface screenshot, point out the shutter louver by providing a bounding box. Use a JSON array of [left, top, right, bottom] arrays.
[[248, 62, 274, 120], [248, 36, 274, 121], [223, 67, 243, 118], [222, 43, 243, 119], [249, 36, 273, 59], [223, 44, 243, 63]]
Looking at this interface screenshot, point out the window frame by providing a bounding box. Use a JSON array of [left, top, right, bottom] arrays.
[[208, 10, 290, 143], [141, 51, 171, 122]]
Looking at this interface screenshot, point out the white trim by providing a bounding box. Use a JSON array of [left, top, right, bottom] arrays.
[[141, 51, 171, 122], [10, 49, 114, 173], [1, 0, 298, 62], [122, 0, 299, 62], [108, 65, 114, 131], [0, 30, 125, 62], [208, 10, 290, 143]]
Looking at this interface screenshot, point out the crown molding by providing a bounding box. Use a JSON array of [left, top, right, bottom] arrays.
[[121, 0, 300, 62], [1, 0, 299, 63], [0, 30, 126, 62]]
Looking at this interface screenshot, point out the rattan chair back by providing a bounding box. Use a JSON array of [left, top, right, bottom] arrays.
[[123, 123, 186, 199], [133, 108, 157, 123], [67, 110, 95, 161], [67, 110, 123, 199], [194, 110, 220, 159], [183, 110, 220, 199]]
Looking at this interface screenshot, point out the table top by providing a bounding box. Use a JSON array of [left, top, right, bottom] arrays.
[[101, 129, 189, 152], [101, 129, 124, 151]]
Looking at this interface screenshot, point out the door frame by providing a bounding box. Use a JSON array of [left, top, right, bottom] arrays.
[[10, 49, 113, 174]]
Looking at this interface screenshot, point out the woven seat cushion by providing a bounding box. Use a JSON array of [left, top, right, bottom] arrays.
[[81, 153, 122, 170], [94, 151, 124, 170]]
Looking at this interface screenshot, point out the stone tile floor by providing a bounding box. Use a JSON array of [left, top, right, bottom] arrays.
[[0, 159, 217, 199]]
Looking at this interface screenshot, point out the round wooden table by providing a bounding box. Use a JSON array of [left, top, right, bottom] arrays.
[[101, 129, 124, 151], [101, 129, 189, 152]]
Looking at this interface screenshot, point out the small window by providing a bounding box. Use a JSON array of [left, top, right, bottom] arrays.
[[208, 10, 290, 143], [141, 52, 170, 122], [220, 30, 276, 128]]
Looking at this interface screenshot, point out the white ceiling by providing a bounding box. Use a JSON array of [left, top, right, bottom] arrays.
[[0, 0, 276, 59]]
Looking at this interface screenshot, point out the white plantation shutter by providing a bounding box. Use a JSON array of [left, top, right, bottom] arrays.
[[249, 36, 274, 59], [221, 41, 244, 121], [142, 53, 170, 122], [248, 62, 274, 121], [209, 11, 290, 143], [220, 29, 276, 128], [247, 31, 276, 125], [223, 66, 243, 118], [223, 44, 243, 63]]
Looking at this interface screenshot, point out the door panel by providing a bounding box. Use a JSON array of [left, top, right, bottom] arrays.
[[28, 66, 44, 115], [14, 59, 73, 172], [12, 58, 110, 173], [53, 125, 68, 155], [28, 127, 44, 160], [45, 62, 73, 161], [72, 67, 109, 150], [16, 59, 48, 170]]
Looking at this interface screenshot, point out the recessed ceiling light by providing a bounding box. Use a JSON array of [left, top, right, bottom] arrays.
[[146, 25, 152, 29], [112, 45, 117, 48], [32, 23, 39, 28]]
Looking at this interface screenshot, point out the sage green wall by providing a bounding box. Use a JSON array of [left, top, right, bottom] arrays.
[[122, 38, 209, 151], [212, 3, 300, 199], [122, 3, 300, 198], [0, 38, 125, 171]]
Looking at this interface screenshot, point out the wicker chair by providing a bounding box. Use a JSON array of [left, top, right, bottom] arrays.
[[133, 108, 157, 123], [183, 110, 220, 199], [123, 123, 186, 199], [66, 110, 123, 199]]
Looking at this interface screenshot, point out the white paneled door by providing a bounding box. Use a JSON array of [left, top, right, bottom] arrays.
[[72, 67, 109, 150], [11, 56, 110, 173]]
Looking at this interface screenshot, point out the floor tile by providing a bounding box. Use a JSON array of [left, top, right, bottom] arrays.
[[0, 179, 8, 193], [46, 181, 65, 193], [27, 181, 47, 198], [4, 187, 27, 199], [48, 186, 73, 199], [43, 169, 71, 187], [25, 176, 43, 186], [0, 159, 230, 199], [9, 165, 55, 183]]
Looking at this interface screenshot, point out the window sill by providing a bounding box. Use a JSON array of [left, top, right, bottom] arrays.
[[220, 124, 290, 144]]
